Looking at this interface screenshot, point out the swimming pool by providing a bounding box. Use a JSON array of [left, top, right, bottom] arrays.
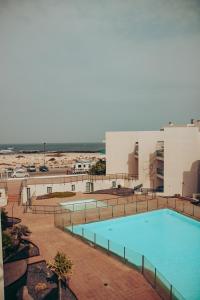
[[68, 209, 200, 300], [60, 198, 107, 211]]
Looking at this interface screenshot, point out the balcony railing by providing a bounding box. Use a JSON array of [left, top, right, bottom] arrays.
[[135, 145, 138, 157], [157, 168, 164, 176], [156, 150, 164, 158]]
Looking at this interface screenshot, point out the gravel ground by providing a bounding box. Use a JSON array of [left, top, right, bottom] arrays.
[[27, 262, 77, 300]]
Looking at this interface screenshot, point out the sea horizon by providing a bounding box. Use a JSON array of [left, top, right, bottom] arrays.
[[0, 142, 105, 153]]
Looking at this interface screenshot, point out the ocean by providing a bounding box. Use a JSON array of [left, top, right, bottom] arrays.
[[0, 143, 105, 153]]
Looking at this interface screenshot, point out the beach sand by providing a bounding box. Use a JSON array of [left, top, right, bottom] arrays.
[[0, 152, 105, 172]]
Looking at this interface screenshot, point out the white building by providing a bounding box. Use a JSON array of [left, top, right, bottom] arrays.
[[0, 183, 6, 300], [106, 120, 200, 197], [73, 160, 93, 174]]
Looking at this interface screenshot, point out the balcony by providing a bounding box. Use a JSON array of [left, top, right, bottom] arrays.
[[157, 167, 164, 179], [134, 144, 138, 158], [156, 150, 164, 161]]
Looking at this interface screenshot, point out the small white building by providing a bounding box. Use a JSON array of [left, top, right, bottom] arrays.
[[73, 160, 93, 174]]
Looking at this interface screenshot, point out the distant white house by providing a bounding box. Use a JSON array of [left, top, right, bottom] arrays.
[[73, 160, 94, 174]]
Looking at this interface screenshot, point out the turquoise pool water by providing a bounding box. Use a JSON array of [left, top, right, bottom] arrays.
[[69, 209, 200, 300]]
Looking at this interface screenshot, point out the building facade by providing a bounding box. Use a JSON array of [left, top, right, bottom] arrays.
[[106, 120, 200, 197]]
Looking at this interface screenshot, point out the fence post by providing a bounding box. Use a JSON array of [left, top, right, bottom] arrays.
[[136, 200, 138, 213], [99, 207, 100, 220], [147, 198, 148, 211], [193, 204, 194, 216], [142, 255, 144, 274], [72, 223, 74, 233], [70, 212, 72, 224], [112, 205, 114, 218], [124, 203, 126, 215], [124, 246, 126, 261], [108, 239, 110, 251], [154, 268, 157, 288], [170, 284, 173, 300], [94, 233, 96, 244], [82, 227, 84, 237]]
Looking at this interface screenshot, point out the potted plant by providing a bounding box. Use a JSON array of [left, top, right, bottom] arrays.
[[47, 251, 73, 300]]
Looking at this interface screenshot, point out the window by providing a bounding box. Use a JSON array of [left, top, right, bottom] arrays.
[[112, 181, 116, 188], [78, 164, 81, 168], [0, 193, 1, 198], [47, 187, 52, 194], [71, 185, 75, 191]]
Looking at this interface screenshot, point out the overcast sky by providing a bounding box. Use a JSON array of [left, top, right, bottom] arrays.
[[0, 0, 200, 143]]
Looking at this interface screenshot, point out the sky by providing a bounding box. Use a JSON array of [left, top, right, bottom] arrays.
[[0, 0, 200, 143]]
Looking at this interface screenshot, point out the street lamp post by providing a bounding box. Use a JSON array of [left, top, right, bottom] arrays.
[[43, 142, 46, 166]]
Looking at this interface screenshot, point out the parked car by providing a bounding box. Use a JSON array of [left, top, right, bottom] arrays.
[[11, 169, 30, 178], [4, 168, 14, 177], [39, 165, 49, 172], [27, 166, 36, 172]]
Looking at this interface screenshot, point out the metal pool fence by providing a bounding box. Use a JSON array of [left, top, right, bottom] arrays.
[[23, 193, 154, 214], [54, 196, 200, 229], [65, 225, 185, 300], [54, 196, 200, 300]]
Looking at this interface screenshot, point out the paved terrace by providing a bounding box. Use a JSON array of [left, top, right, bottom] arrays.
[[6, 197, 160, 300]]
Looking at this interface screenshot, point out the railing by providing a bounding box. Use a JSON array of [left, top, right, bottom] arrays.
[[156, 150, 164, 158], [23, 203, 63, 214], [56, 197, 200, 227], [66, 225, 184, 300], [157, 168, 164, 176], [23, 193, 155, 214], [21, 173, 138, 186], [54, 197, 200, 300]]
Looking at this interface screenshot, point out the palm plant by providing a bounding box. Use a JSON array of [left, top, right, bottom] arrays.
[[2, 231, 14, 259], [11, 224, 31, 244], [47, 252, 73, 300]]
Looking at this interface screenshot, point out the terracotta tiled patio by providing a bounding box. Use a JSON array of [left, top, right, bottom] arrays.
[[6, 198, 160, 300]]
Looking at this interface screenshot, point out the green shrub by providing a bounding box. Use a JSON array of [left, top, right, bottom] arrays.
[[89, 159, 106, 175], [2, 231, 15, 259]]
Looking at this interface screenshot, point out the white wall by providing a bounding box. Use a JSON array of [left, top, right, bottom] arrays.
[[164, 126, 200, 196], [106, 131, 139, 174], [22, 178, 138, 203], [106, 130, 163, 188], [0, 188, 7, 207], [0, 212, 4, 300], [106, 125, 200, 197]]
